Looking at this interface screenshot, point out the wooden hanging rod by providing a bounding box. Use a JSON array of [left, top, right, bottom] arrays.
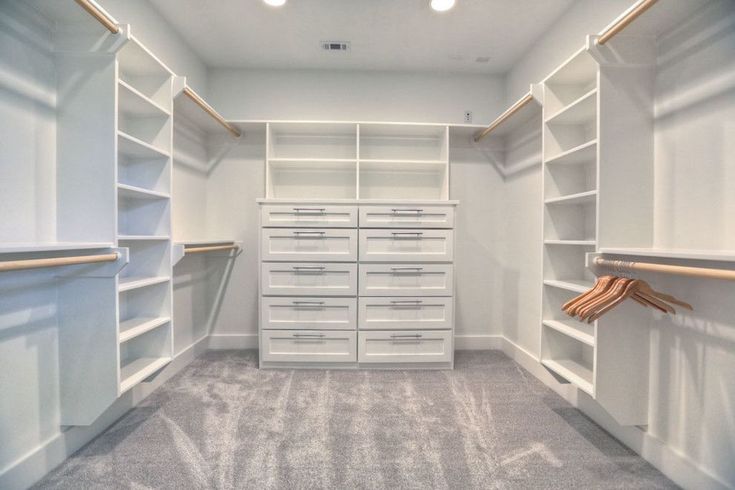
[[594, 257, 735, 281], [182, 87, 241, 138], [185, 244, 239, 255], [474, 93, 534, 142], [74, 0, 120, 34], [597, 0, 658, 45], [0, 252, 119, 273]]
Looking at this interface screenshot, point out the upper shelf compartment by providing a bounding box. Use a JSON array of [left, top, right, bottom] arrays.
[[543, 48, 598, 116], [117, 34, 174, 113], [268, 122, 357, 160], [359, 124, 448, 162]]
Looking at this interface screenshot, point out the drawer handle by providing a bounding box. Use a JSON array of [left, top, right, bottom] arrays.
[[390, 266, 423, 272], [391, 232, 423, 237], [390, 334, 423, 339], [391, 208, 423, 214], [390, 300, 424, 304], [293, 207, 326, 213], [292, 266, 326, 272], [292, 333, 326, 338], [293, 231, 326, 236], [292, 301, 325, 305]]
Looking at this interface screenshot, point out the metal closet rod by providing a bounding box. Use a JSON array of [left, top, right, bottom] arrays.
[[185, 244, 239, 255], [594, 257, 735, 281], [0, 252, 119, 273], [597, 0, 659, 45], [182, 87, 242, 138], [74, 0, 120, 34], [473, 93, 533, 143]]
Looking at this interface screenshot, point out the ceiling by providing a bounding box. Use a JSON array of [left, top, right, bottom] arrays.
[[149, 0, 575, 74]]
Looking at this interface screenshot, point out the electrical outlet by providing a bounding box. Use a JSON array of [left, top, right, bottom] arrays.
[[464, 111, 473, 123]]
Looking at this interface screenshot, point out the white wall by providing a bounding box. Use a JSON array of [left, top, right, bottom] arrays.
[[501, 0, 735, 488], [204, 69, 507, 345]]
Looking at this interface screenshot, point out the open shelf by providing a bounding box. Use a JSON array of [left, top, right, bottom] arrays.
[[117, 195, 170, 237], [119, 316, 171, 343], [117, 183, 170, 200], [119, 356, 171, 394], [118, 235, 170, 241], [544, 240, 596, 246], [543, 320, 595, 347], [118, 80, 170, 117], [268, 122, 357, 160], [359, 160, 448, 200], [118, 276, 170, 292], [118, 240, 170, 282], [542, 317, 594, 395], [598, 248, 735, 262], [544, 48, 598, 116], [544, 199, 596, 242], [118, 131, 171, 160], [267, 160, 357, 199], [545, 88, 597, 125], [542, 359, 594, 395], [543, 279, 593, 293], [359, 123, 448, 162], [545, 190, 597, 206], [117, 36, 173, 112], [545, 139, 597, 166]]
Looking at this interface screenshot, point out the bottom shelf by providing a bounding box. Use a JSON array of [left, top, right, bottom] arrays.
[[542, 359, 594, 395], [120, 357, 171, 394]]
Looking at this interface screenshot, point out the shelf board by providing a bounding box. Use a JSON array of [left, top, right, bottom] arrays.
[[0, 242, 113, 254], [543, 320, 595, 347], [545, 190, 597, 206], [118, 276, 170, 292], [598, 248, 735, 263], [117, 183, 170, 200], [118, 80, 170, 117], [541, 359, 594, 395], [545, 47, 597, 86], [119, 356, 171, 394], [269, 158, 357, 163], [118, 35, 173, 78], [543, 279, 593, 293], [118, 131, 171, 160], [545, 139, 597, 166], [174, 239, 236, 246], [545, 89, 597, 125], [359, 159, 447, 165], [118, 235, 170, 241], [119, 317, 171, 344], [544, 240, 596, 246]]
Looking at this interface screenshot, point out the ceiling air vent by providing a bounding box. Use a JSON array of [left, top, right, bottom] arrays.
[[321, 41, 350, 52]]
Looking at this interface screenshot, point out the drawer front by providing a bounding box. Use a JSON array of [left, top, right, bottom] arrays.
[[358, 297, 453, 330], [262, 228, 357, 262], [261, 205, 358, 228], [262, 330, 357, 363], [261, 297, 356, 330], [358, 330, 452, 364], [359, 206, 454, 229], [261, 262, 357, 296], [359, 264, 453, 296], [359, 229, 453, 262]]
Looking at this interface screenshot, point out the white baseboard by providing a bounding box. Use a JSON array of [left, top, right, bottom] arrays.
[[0, 336, 209, 490], [454, 334, 503, 350], [500, 336, 732, 490], [207, 333, 259, 350]]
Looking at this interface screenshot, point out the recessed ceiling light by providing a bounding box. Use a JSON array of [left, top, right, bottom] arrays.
[[263, 0, 286, 6], [431, 0, 455, 12]]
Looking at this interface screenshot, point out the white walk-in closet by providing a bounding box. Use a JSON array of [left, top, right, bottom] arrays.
[[1, 0, 734, 489]]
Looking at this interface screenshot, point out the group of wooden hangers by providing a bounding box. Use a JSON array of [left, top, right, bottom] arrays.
[[562, 275, 693, 323]]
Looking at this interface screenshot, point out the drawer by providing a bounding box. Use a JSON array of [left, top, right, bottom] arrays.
[[261, 262, 357, 296], [359, 206, 454, 228], [262, 330, 357, 363], [261, 228, 357, 262], [358, 297, 453, 330], [261, 297, 356, 330], [359, 264, 453, 296], [359, 229, 453, 262], [358, 330, 453, 364], [261, 205, 357, 228]]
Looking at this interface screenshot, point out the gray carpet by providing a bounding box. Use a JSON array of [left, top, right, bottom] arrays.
[[35, 350, 675, 489]]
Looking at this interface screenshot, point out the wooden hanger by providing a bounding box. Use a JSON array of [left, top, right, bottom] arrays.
[[562, 275, 615, 315], [576, 278, 632, 321], [585, 279, 642, 322]]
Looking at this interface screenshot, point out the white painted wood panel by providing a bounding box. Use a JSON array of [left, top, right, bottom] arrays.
[[359, 205, 454, 228], [261, 297, 356, 330], [261, 330, 357, 363], [261, 262, 357, 296], [261, 228, 358, 262], [261, 205, 358, 227], [358, 330, 452, 363], [358, 297, 453, 330], [359, 229, 453, 262], [359, 264, 453, 296]]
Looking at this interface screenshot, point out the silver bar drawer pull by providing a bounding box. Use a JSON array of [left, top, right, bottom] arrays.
[[293, 207, 326, 213], [391, 232, 423, 237], [391, 208, 423, 214], [292, 301, 326, 305], [292, 266, 326, 271], [293, 231, 326, 235], [390, 266, 423, 272], [292, 333, 326, 338], [390, 300, 423, 304], [390, 334, 423, 339]]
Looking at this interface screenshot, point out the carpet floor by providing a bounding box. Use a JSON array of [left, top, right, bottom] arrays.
[[34, 350, 675, 489]]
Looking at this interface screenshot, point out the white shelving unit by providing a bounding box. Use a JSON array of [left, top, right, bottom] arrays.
[[265, 122, 450, 200], [115, 33, 174, 395]]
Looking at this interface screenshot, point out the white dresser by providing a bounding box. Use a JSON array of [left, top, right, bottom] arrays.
[[258, 201, 457, 369]]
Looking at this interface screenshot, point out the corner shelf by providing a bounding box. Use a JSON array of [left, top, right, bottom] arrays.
[[119, 357, 171, 394]]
